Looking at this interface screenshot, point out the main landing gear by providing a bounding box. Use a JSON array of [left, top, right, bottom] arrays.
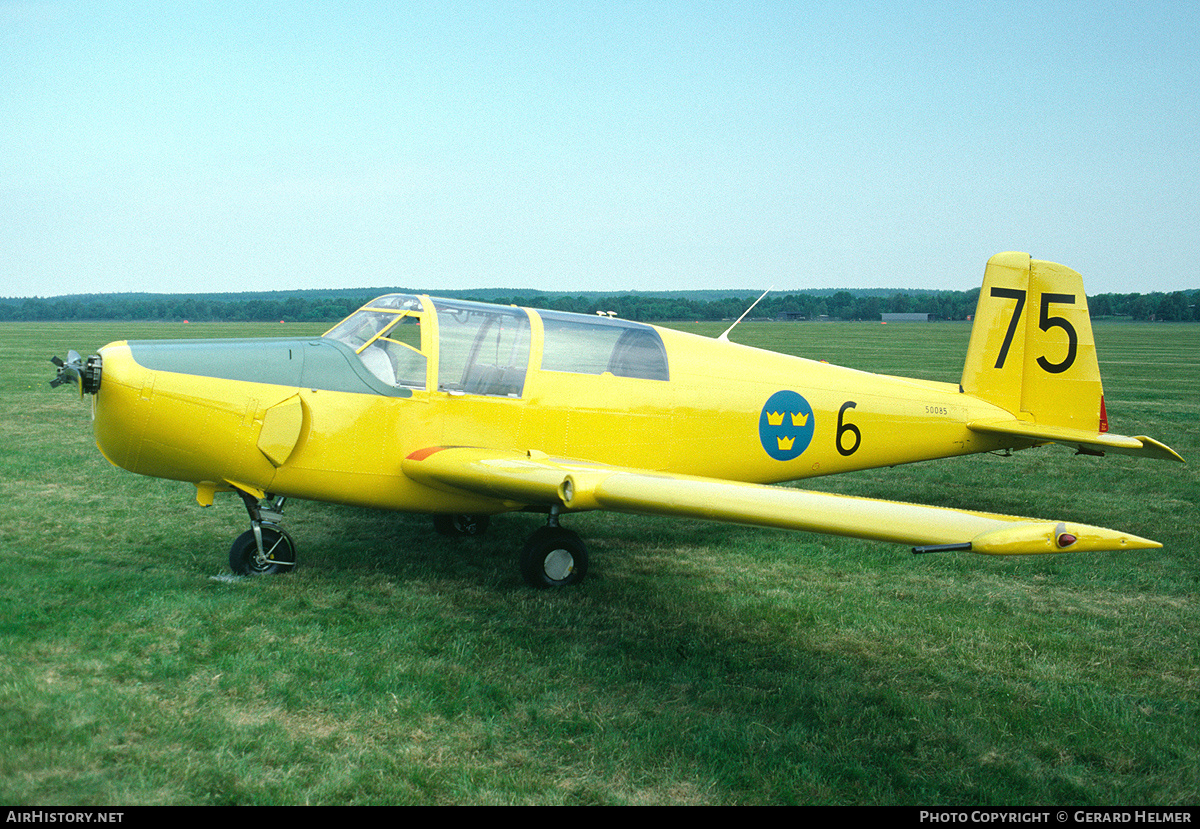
[[225, 495, 588, 588], [518, 512, 588, 588], [229, 490, 297, 576], [434, 508, 589, 588], [433, 513, 490, 537]]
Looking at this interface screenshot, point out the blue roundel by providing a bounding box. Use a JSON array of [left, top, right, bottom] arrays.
[[759, 390, 815, 461]]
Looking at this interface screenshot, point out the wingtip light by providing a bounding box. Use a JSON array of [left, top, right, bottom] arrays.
[[1056, 532, 1078, 549]]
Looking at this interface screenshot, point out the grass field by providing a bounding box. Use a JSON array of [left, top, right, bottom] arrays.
[[2, 318, 1197, 805]]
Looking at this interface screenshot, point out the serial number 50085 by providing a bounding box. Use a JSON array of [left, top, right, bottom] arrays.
[[925, 405, 948, 415]]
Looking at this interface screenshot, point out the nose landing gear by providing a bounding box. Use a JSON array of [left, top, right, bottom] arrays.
[[230, 490, 296, 575]]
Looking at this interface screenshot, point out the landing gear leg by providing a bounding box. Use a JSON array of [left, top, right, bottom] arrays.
[[230, 490, 296, 575], [519, 507, 588, 588], [433, 513, 490, 537]]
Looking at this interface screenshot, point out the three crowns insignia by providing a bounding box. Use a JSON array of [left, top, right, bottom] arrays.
[[761, 391, 814, 459], [766, 411, 809, 427]]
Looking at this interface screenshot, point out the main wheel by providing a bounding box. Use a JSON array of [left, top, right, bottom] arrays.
[[433, 513, 490, 537], [519, 526, 588, 588], [229, 527, 296, 576]]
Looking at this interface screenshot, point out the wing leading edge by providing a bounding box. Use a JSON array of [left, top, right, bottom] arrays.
[[402, 447, 1160, 555]]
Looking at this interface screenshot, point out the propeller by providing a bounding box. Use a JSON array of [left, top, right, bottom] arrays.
[[50, 351, 101, 397]]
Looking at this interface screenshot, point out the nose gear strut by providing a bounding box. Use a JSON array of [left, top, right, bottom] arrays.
[[229, 489, 297, 575]]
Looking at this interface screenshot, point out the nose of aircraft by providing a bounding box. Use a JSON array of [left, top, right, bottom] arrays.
[[55, 339, 291, 492], [51, 342, 145, 472], [52, 340, 203, 480], [87, 342, 149, 473]]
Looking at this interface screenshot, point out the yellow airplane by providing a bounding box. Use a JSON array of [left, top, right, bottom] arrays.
[[52, 252, 1183, 587]]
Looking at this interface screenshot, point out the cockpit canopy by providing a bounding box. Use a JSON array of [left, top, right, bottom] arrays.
[[323, 295, 429, 389], [324, 294, 669, 396]]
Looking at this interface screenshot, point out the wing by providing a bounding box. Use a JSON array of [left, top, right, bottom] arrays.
[[402, 447, 1160, 555]]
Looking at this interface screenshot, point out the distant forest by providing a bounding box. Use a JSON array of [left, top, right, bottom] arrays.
[[2, 285, 1197, 323]]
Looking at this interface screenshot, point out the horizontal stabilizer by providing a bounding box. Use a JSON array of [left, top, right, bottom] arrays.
[[967, 419, 1184, 463], [402, 446, 1162, 556]]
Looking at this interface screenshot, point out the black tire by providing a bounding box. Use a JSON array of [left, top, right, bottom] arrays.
[[519, 526, 588, 588], [229, 527, 296, 576], [433, 514, 490, 537]]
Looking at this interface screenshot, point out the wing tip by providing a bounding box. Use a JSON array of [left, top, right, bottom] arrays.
[[1134, 436, 1186, 463], [969, 522, 1161, 555]]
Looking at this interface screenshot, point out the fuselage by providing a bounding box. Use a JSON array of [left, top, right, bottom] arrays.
[[90, 295, 1018, 516]]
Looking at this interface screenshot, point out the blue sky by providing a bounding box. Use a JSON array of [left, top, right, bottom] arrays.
[[2, 1, 1197, 297]]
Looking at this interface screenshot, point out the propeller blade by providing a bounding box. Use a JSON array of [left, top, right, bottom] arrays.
[[49, 350, 89, 397]]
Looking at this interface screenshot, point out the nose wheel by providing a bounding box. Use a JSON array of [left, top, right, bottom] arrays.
[[230, 489, 297, 576], [229, 526, 296, 575]]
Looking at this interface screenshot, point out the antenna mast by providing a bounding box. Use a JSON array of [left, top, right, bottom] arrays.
[[718, 287, 773, 342]]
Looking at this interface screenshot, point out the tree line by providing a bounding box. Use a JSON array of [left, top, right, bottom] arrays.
[[2, 287, 1197, 323]]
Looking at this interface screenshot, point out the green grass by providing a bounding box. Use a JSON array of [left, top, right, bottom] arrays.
[[2, 320, 1197, 805]]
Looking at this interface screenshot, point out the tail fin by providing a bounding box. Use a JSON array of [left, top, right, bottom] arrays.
[[961, 252, 1102, 432], [962, 252, 1183, 463]]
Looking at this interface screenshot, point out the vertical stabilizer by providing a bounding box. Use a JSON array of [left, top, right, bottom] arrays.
[[961, 252, 1103, 432]]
